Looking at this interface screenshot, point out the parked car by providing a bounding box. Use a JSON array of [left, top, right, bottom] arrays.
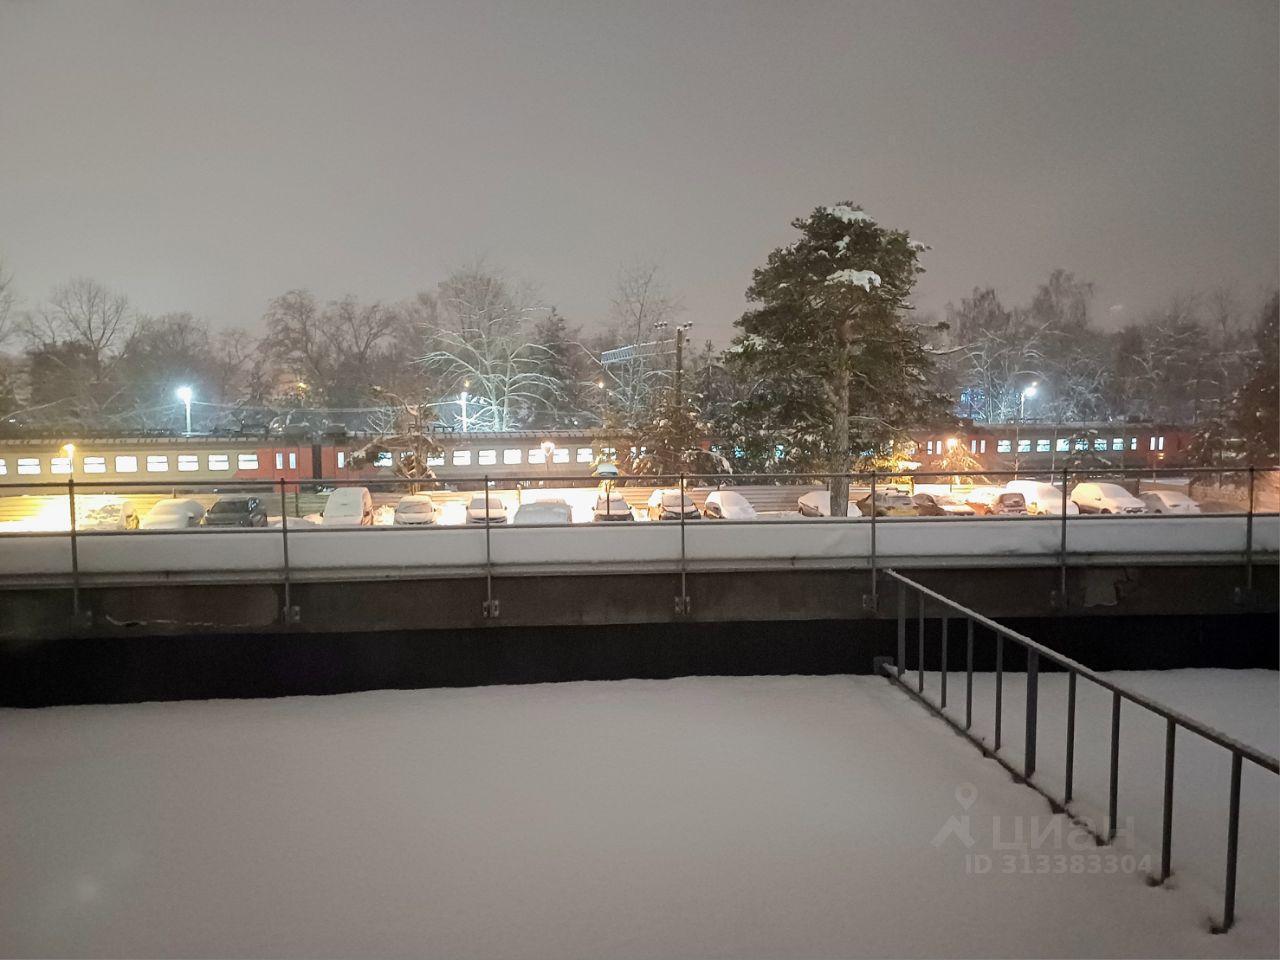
[[140, 498, 206, 530], [323, 486, 374, 526], [911, 493, 975, 517], [465, 493, 508, 524], [202, 495, 268, 527], [703, 490, 757, 520], [1070, 482, 1146, 515], [393, 494, 437, 525], [646, 488, 701, 521], [78, 499, 140, 531], [513, 499, 573, 525], [1005, 480, 1079, 516], [592, 492, 634, 521], [797, 489, 860, 517], [855, 490, 919, 517], [1139, 490, 1201, 514], [965, 489, 1029, 516]]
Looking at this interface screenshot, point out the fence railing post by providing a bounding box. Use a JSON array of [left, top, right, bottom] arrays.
[[677, 473, 689, 615], [917, 591, 925, 693], [482, 475, 497, 618], [1219, 752, 1243, 932], [939, 613, 948, 710], [1159, 718, 1175, 883], [1024, 649, 1038, 779], [896, 577, 906, 679], [994, 633, 1004, 751], [1064, 670, 1076, 803], [68, 478, 81, 621], [1058, 467, 1069, 606], [1244, 466, 1255, 594], [1108, 691, 1121, 841], [867, 470, 877, 611], [964, 619, 973, 730], [279, 478, 293, 623]]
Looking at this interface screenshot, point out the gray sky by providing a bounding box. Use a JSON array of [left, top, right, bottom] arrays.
[[1, 0, 1276, 343]]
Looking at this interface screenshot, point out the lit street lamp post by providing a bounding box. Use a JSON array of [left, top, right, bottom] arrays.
[[175, 386, 194, 436], [540, 440, 555, 480], [1014, 381, 1038, 475]]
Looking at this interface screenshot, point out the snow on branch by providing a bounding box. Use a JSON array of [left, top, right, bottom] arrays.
[[825, 269, 882, 291]]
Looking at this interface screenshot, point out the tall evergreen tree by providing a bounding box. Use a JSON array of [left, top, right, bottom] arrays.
[[725, 203, 949, 514], [1231, 292, 1278, 465]]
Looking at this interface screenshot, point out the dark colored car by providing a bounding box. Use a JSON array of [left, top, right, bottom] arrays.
[[202, 495, 268, 527]]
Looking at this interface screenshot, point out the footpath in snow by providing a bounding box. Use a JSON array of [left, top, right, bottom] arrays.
[[1, 671, 1276, 959]]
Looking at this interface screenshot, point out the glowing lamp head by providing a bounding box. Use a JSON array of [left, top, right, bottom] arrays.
[[1022, 382, 1038, 398], [60, 442, 76, 457], [175, 385, 194, 404], [945, 437, 958, 450], [540, 440, 556, 457]]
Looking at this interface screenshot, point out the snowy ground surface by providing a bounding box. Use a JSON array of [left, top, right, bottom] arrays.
[[1, 671, 1275, 959]]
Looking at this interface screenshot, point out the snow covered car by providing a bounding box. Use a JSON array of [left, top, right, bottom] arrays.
[[78, 500, 140, 531], [797, 490, 861, 517], [1138, 490, 1201, 514], [855, 490, 919, 517], [646, 488, 700, 521], [140, 498, 206, 529], [512, 499, 573, 525], [323, 487, 374, 526], [465, 493, 508, 524], [965, 490, 1029, 516], [202, 496, 268, 527], [911, 493, 975, 517], [592, 492, 634, 521], [1005, 480, 1079, 516], [1070, 482, 1146, 515], [393, 494, 437, 525], [703, 490, 757, 520]]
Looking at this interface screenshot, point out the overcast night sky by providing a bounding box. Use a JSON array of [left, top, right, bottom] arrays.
[[1, 0, 1276, 343]]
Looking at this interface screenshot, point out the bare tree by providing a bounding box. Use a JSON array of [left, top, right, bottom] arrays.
[[604, 263, 684, 423], [0, 258, 17, 350], [24, 277, 132, 377]]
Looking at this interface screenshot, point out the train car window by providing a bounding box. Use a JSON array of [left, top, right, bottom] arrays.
[[1156, 435, 1165, 451], [51, 457, 72, 474], [1073, 438, 1088, 451], [84, 456, 107, 473], [336, 452, 346, 469], [576, 447, 593, 463], [1129, 438, 1138, 450], [978, 440, 987, 453], [1093, 439, 1107, 452], [116, 455, 138, 472], [17, 458, 40, 475], [275, 452, 284, 470], [997, 439, 1011, 453], [553, 447, 569, 463], [452, 450, 471, 466], [237, 453, 258, 469], [1056, 439, 1069, 452], [0, 458, 7, 475], [478, 450, 497, 465], [1017, 440, 1031, 453], [289, 452, 298, 469], [375, 452, 393, 467], [528, 448, 546, 464], [427, 453, 444, 466], [208, 454, 229, 471], [1036, 440, 1050, 452], [503, 449, 521, 464], [147, 455, 169, 472], [1111, 438, 1124, 451], [177, 455, 199, 471]]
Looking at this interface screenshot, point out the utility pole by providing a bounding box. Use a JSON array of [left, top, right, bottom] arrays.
[[673, 322, 693, 410]]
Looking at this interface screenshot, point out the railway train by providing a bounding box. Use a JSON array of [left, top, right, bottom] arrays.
[[0, 421, 1196, 492]]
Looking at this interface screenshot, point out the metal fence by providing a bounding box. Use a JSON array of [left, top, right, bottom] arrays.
[[877, 568, 1279, 933]]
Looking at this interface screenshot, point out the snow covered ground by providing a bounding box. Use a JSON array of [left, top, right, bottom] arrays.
[[0, 671, 1275, 958]]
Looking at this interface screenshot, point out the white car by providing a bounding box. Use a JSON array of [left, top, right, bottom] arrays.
[[646, 488, 700, 521], [797, 489, 863, 517], [592, 492, 634, 521], [1070, 482, 1146, 515], [512, 499, 573, 525], [1005, 480, 1080, 516], [77, 499, 139, 531], [394, 494, 437, 525], [465, 493, 508, 524], [140, 498, 207, 529], [703, 490, 757, 520], [1139, 490, 1201, 514], [323, 486, 374, 526]]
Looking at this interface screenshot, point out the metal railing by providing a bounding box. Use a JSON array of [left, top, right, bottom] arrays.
[[878, 568, 1279, 933]]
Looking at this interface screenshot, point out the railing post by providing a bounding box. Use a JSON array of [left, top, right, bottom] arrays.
[[994, 633, 1003, 751], [68, 478, 81, 621], [964, 619, 973, 730], [1219, 752, 1243, 932], [1064, 670, 1076, 803], [1159, 718, 1175, 883], [896, 577, 906, 679], [1058, 468, 1069, 606], [867, 471, 877, 610], [1244, 466, 1255, 594], [939, 614, 948, 710], [1024, 649, 1039, 779], [279, 478, 293, 624], [482, 475, 497, 618], [677, 473, 689, 615], [1108, 691, 1121, 842], [917, 591, 925, 693]]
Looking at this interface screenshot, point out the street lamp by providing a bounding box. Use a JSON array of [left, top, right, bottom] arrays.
[[1020, 382, 1038, 421], [540, 440, 555, 479], [459, 390, 469, 432], [175, 386, 194, 435], [1014, 382, 1038, 476]]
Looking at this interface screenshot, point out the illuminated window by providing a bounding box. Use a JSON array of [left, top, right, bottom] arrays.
[[1111, 438, 1124, 451], [996, 439, 1011, 453], [528, 448, 546, 464], [208, 454, 229, 471], [478, 449, 497, 465], [375, 452, 393, 467], [0, 458, 6, 475], [601, 446, 616, 458], [51, 457, 72, 474], [1093, 439, 1107, 452], [978, 439, 987, 453], [178, 455, 199, 472], [83, 456, 107, 474], [336, 451, 346, 469], [1056, 438, 1070, 453], [553, 447, 569, 463], [275, 452, 284, 469], [1036, 440, 1050, 452], [17, 458, 40, 475], [503, 449, 522, 464], [969, 439, 978, 452], [452, 450, 471, 466], [1129, 438, 1137, 450], [238, 453, 258, 470], [147, 455, 169, 472], [1156, 435, 1165, 451], [116, 455, 138, 472], [1148, 437, 1156, 451], [1074, 438, 1088, 451], [426, 452, 444, 466], [288, 452, 297, 469], [1017, 439, 1031, 453], [576, 447, 593, 463]]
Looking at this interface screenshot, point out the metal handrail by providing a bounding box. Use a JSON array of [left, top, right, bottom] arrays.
[[880, 568, 1279, 933]]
